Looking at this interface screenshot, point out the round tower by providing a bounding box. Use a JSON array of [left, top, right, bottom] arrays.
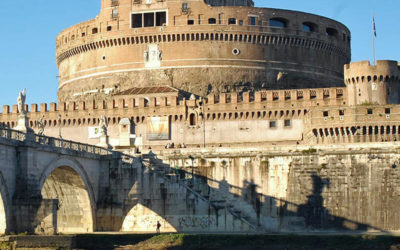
[[344, 60, 400, 106], [56, 0, 351, 102]]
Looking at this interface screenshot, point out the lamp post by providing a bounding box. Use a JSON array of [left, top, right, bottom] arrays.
[[57, 114, 62, 139], [189, 155, 195, 185]]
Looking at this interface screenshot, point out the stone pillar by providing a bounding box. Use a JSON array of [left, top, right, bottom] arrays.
[[12, 146, 57, 234]]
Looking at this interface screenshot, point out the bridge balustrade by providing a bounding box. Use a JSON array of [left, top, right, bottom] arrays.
[[0, 126, 112, 156]]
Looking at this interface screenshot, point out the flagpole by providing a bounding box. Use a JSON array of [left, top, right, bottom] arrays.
[[372, 13, 376, 65]]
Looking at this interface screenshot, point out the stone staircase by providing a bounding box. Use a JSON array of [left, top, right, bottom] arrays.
[[140, 153, 259, 232]]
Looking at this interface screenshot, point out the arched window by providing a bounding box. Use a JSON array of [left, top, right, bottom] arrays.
[[208, 18, 217, 24], [302, 22, 317, 32], [189, 113, 196, 126], [326, 27, 338, 37], [269, 18, 288, 28]]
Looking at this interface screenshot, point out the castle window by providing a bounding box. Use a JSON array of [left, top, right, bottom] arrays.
[[269, 121, 276, 128], [208, 18, 217, 24], [302, 22, 317, 32], [182, 3, 189, 12], [144, 13, 155, 27], [107, 26, 112, 31], [284, 119, 291, 127], [156, 12, 167, 26], [188, 19, 194, 25], [367, 109, 373, 115], [239, 20, 243, 25], [326, 28, 338, 37], [92, 28, 98, 34], [189, 113, 196, 126], [112, 8, 119, 19], [269, 18, 287, 28], [249, 16, 257, 26], [228, 18, 236, 25], [82, 32, 86, 37], [131, 11, 167, 28], [132, 13, 143, 28], [323, 111, 329, 117], [339, 110, 345, 116], [385, 108, 391, 114]]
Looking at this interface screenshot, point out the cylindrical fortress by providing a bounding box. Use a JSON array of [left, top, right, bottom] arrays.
[[344, 60, 400, 105], [56, 0, 351, 102]]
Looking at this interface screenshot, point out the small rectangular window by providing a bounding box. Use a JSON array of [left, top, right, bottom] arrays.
[[269, 121, 276, 128], [339, 110, 344, 116], [385, 108, 391, 114], [249, 16, 257, 26], [239, 20, 243, 25], [107, 26, 112, 31], [284, 119, 291, 127], [323, 111, 329, 117], [367, 109, 373, 115], [144, 13, 155, 27], [228, 18, 236, 25], [112, 9, 118, 19], [187, 19, 194, 25], [156, 12, 166, 26], [132, 13, 143, 28]]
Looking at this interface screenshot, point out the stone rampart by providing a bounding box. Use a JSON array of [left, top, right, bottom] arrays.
[[160, 144, 400, 232], [0, 87, 346, 130]]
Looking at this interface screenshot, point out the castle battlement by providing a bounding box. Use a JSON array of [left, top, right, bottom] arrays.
[[344, 60, 400, 83], [344, 60, 400, 106], [304, 105, 400, 145], [0, 87, 346, 131]]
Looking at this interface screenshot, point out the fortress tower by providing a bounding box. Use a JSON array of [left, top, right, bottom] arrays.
[[344, 60, 400, 105], [56, 0, 351, 103]]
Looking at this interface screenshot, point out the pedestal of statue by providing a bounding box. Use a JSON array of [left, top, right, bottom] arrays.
[[98, 134, 112, 149], [15, 114, 34, 135]]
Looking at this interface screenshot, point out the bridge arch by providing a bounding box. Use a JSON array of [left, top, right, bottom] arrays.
[[39, 157, 96, 233]]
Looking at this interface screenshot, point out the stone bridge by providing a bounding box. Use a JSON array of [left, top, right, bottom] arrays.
[[0, 127, 118, 234], [0, 127, 252, 235], [1, 126, 398, 235]]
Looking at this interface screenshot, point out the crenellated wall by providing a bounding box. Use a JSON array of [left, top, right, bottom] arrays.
[[303, 105, 400, 144], [344, 60, 400, 105], [0, 87, 347, 148]]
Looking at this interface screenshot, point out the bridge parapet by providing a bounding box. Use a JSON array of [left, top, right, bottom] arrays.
[[0, 126, 112, 156]]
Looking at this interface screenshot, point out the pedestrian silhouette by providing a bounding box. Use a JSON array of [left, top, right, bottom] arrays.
[[156, 221, 161, 234]]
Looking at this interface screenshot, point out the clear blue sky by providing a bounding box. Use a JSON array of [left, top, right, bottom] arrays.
[[0, 0, 398, 106]]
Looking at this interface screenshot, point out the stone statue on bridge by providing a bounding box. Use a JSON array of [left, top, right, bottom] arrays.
[[15, 89, 32, 134], [98, 115, 111, 149], [99, 115, 108, 136], [17, 88, 26, 116], [37, 117, 45, 136]]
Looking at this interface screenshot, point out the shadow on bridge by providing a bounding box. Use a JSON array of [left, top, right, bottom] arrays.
[[114, 151, 387, 234]]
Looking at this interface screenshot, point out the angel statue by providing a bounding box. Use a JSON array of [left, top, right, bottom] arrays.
[[17, 88, 26, 116], [37, 117, 45, 136], [99, 115, 108, 136]]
